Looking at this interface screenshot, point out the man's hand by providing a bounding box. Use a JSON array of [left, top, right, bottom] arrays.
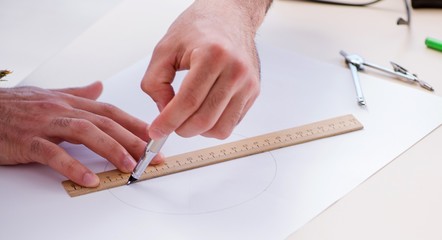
[[0, 82, 163, 187], [141, 0, 272, 140]]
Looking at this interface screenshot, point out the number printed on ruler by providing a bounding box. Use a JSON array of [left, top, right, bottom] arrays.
[[62, 114, 363, 197]]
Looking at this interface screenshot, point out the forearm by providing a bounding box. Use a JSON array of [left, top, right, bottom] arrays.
[[192, 0, 273, 34], [231, 0, 273, 31]]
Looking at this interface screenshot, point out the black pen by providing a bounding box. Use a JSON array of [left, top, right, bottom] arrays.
[[126, 136, 168, 185]]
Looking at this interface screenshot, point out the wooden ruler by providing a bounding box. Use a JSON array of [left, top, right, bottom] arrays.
[[62, 114, 363, 197]]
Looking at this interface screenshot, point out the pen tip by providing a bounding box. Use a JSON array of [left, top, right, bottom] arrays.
[[126, 176, 138, 185]]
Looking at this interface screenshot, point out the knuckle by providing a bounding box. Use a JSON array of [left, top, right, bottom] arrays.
[[180, 90, 201, 111], [29, 138, 41, 154], [30, 138, 59, 161], [70, 119, 94, 134], [194, 43, 229, 65], [95, 115, 113, 130], [127, 139, 146, 158], [108, 148, 129, 165], [140, 80, 154, 94], [229, 60, 250, 83], [207, 87, 229, 110], [50, 117, 72, 128], [191, 42, 230, 63], [98, 102, 120, 117], [62, 158, 77, 176], [140, 81, 154, 96], [230, 108, 244, 126], [206, 43, 228, 59], [142, 83, 174, 105], [153, 40, 170, 55]]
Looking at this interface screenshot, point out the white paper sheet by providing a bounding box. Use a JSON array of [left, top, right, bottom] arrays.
[[18, 0, 193, 89], [1, 45, 441, 240], [0, 0, 122, 87]]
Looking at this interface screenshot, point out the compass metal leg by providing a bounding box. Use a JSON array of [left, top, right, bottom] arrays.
[[348, 63, 366, 106]]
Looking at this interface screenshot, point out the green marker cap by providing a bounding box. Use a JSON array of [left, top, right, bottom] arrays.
[[425, 37, 442, 52]]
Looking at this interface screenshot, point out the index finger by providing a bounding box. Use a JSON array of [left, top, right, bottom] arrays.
[[148, 47, 225, 140]]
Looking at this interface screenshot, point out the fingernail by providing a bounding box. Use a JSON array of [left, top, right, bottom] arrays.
[[123, 155, 137, 172], [83, 172, 99, 187]]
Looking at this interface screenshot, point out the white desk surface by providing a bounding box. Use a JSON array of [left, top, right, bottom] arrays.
[[2, 0, 442, 239], [261, 1, 442, 240]]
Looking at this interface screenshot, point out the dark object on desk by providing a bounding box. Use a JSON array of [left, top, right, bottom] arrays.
[[298, 0, 381, 6], [0, 70, 12, 81], [412, 0, 442, 8]]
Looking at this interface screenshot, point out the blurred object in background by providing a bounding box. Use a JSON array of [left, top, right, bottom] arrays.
[[412, 0, 442, 8]]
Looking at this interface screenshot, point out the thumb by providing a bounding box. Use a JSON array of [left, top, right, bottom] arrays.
[[140, 54, 177, 111], [55, 81, 104, 100]]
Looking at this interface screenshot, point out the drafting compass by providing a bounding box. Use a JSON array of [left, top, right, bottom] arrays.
[[340, 50, 434, 106]]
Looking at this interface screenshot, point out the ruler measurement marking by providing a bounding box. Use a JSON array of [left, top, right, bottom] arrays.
[[62, 114, 363, 197]]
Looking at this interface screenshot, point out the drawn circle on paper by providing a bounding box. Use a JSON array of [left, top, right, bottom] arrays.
[[105, 135, 277, 215]]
